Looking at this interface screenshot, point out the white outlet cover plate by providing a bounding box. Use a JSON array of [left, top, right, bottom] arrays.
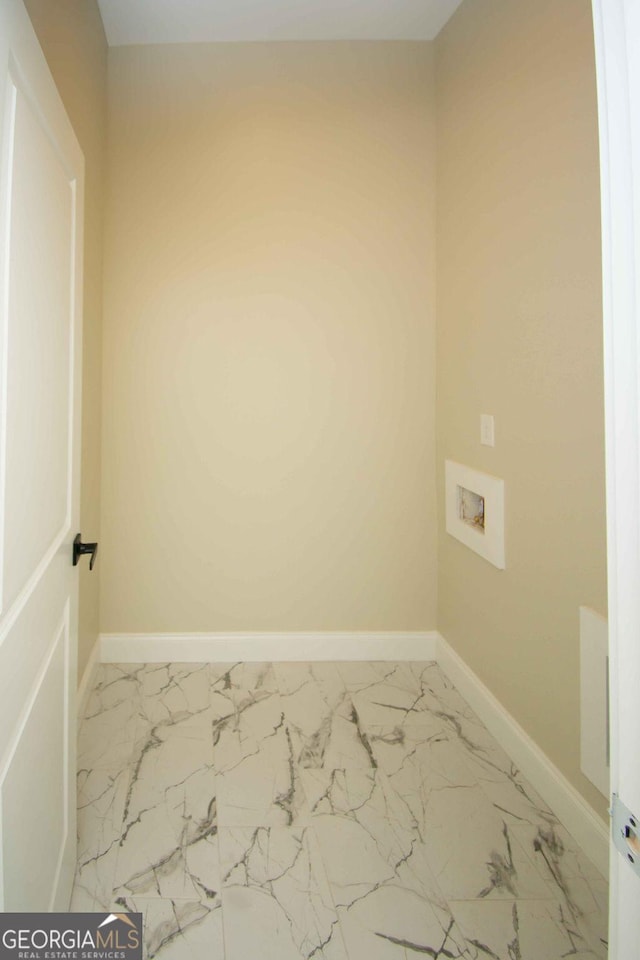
[[480, 414, 495, 447]]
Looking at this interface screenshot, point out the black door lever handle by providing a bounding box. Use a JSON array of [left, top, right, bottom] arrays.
[[73, 534, 98, 571]]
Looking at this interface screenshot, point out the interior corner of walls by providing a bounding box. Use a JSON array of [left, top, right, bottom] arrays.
[[435, 632, 609, 879], [77, 633, 101, 719]]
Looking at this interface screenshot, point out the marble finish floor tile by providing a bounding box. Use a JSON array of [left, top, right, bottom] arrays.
[[79, 664, 143, 768], [450, 899, 603, 960], [73, 664, 144, 910], [510, 821, 609, 957], [73, 764, 131, 909], [220, 825, 348, 959], [113, 774, 219, 901], [337, 891, 471, 960], [115, 727, 218, 900], [417, 783, 552, 901], [214, 698, 310, 827], [314, 811, 471, 959], [112, 896, 224, 960], [135, 663, 213, 737], [72, 660, 608, 959]]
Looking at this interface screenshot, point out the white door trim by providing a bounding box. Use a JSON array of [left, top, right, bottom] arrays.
[[591, 0, 640, 953]]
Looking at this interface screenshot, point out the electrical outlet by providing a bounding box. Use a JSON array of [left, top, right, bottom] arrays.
[[480, 414, 495, 447]]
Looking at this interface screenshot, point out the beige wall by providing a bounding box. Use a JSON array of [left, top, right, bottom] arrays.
[[101, 43, 437, 633], [436, 0, 608, 818], [24, 0, 107, 681]]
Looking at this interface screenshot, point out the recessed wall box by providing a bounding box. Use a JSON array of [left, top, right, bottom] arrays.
[[445, 460, 505, 568]]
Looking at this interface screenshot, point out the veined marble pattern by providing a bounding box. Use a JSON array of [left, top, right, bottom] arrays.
[[73, 660, 608, 959]]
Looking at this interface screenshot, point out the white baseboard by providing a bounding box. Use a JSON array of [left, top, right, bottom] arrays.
[[436, 632, 609, 879], [77, 635, 101, 719], [99, 631, 438, 664]]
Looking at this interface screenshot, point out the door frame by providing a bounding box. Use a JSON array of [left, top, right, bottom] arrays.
[[591, 0, 640, 954]]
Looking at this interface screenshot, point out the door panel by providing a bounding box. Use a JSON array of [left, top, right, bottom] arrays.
[[2, 608, 69, 911], [0, 0, 83, 911], [3, 76, 75, 612]]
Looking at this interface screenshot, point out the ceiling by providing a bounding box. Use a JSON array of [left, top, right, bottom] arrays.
[[97, 0, 463, 46]]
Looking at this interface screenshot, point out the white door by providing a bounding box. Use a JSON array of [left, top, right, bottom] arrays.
[[592, 0, 640, 956], [0, 0, 84, 911]]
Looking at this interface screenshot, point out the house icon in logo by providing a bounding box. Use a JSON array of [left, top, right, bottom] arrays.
[[98, 915, 139, 931], [94, 913, 143, 956]]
